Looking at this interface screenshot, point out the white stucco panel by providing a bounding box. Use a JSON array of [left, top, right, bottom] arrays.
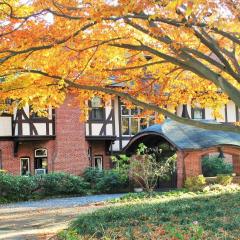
[[0, 117, 12, 136]]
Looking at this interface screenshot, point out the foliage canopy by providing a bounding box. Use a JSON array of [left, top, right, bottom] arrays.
[[0, 0, 240, 132]]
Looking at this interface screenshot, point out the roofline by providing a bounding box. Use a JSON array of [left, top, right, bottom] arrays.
[[123, 130, 240, 153], [181, 144, 240, 152], [123, 131, 180, 152]]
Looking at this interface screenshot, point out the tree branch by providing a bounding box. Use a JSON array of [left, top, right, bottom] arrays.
[[4, 68, 240, 133]]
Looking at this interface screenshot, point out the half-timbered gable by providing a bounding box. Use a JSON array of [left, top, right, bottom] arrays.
[[13, 106, 55, 138], [85, 97, 115, 137]]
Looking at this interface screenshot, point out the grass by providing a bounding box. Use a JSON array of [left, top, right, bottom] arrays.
[[59, 188, 240, 239]]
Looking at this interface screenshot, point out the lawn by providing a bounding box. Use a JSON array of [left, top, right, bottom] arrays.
[[59, 188, 240, 240]]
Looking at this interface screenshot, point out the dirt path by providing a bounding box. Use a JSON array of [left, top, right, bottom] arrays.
[[0, 194, 124, 240]]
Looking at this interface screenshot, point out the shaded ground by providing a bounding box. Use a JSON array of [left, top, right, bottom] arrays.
[[0, 194, 124, 240]]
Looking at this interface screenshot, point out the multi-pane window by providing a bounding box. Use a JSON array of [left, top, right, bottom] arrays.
[[121, 105, 155, 136], [191, 108, 205, 120], [90, 97, 104, 120]]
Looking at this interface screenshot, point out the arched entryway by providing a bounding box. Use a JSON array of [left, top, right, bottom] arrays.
[[124, 133, 178, 188]]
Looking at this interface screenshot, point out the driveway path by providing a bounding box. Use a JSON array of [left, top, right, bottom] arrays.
[[0, 194, 124, 240]]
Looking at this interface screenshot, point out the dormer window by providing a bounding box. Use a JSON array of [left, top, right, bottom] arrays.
[[90, 97, 104, 121]]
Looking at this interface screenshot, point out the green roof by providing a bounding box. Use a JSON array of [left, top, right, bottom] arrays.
[[124, 120, 240, 151]]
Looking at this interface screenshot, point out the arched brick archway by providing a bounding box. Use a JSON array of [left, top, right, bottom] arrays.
[[177, 145, 240, 187], [199, 146, 240, 176]]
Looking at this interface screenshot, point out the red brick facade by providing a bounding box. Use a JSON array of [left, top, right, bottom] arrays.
[[90, 141, 112, 169], [0, 97, 103, 176]]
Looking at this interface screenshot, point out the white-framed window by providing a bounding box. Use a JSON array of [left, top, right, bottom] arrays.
[[93, 155, 103, 170], [34, 148, 48, 173], [121, 105, 155, 136], [35, 148, 47, 157], [90, 97, 104, 120], [20, 157, 30, 176]]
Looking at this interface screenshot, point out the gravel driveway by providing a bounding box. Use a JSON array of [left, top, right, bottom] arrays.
[[0, 194, 124, 240]]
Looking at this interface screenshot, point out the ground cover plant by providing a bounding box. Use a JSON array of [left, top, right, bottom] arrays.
[[59, 188, 240, 239]]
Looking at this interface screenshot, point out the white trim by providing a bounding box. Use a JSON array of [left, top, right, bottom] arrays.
[[35, 168, 46, 175], [20, 157, 30, 176], [35, 148, 47, 157]]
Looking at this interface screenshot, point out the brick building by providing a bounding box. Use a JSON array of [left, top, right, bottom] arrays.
[[0, 96, 239, 187]]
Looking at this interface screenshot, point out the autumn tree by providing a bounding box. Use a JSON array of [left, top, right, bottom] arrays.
[[0, 0, 240, 132]]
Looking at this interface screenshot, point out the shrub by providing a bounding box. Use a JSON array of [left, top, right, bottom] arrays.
[[0, 172, 38, 201], [202, 156, 233, 177], [129, 143, 176, 192], [83, 167, 129, 193], [83, 167, 104, 186], [0, 172, 90, 202], [39, 172, 90, 196], [216, 174, 233, 186], [185, 175, 206, 191]]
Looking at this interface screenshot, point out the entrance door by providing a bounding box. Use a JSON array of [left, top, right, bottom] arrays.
[[20, 157, 30, 175]]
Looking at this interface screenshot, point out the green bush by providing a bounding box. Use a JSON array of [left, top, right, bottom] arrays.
[[39, 173, 90, 196], [83, 167, 129, 193], [184, 175, 206, 191], [202, 156, 233, 177], [0, 172, 38, 201], [216, 174, 233, 186], [83, 167, 104, 186], [0, 172, 90, 202]]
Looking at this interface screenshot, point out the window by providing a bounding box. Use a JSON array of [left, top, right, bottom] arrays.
[[121, 104, 155, 136], [93, 155, 103, 170], [35, 149, 47, 157], [90, 97, 104, 120], [34, 148, 47, 173], [20, 157, 30, 176], [191, 108, 205, 120]]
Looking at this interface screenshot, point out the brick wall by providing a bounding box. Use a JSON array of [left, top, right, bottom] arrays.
[[90, 141, 112, 169], [0, 96, 90, 175], [52, 97, 90, 175]]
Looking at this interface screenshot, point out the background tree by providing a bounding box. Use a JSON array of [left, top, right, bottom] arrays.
[[0, 0, 240, 132]]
